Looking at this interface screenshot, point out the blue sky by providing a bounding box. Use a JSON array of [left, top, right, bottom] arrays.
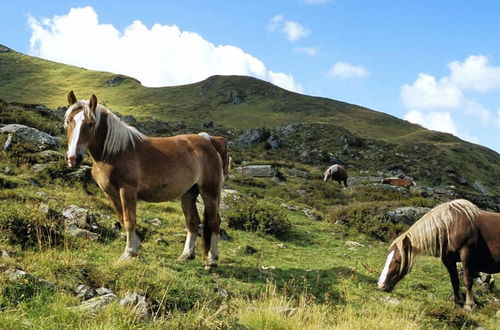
[[1, 0, 499, 152]]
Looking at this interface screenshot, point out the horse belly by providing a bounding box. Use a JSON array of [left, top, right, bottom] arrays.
[[137, 180, 194, 202]]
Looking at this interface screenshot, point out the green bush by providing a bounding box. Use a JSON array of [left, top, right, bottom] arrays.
[[225, 195, 291, 237]]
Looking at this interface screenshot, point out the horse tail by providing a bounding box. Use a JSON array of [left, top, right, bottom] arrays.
[[199, 132, 230, 180]]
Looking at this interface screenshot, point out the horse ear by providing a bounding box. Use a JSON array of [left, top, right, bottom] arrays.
[[68, 91, 77, 106], [89, 94, 98, 113]]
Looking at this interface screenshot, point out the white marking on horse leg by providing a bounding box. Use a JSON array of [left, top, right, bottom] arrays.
[[67, 111, 84, 165], [207, 233, 219, 264], [123, 230, 140, 258], [198, 132, 210, 140], [378, 250, 395, 288], [182, 232, 197, 257]]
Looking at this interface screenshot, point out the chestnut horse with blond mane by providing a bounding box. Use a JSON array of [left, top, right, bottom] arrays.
[[377, 199, 500, 310], [64, 91, 227, 269]]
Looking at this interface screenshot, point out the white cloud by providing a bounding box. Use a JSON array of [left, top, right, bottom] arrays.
[[401, 73, 463, 109], [401, 55, 500, 133], [404, 110, 477, 143], [294, 47, 318, 56], [448, 55, 500, 92], [268, 15, 309, 42], [27, 7, 302, 92], [327, 62, 369, 78]]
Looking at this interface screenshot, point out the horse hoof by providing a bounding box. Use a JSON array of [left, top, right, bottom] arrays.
[[204, 263, 217, 271], [176, 254, 195, 263], [121, 251, 139, 260]]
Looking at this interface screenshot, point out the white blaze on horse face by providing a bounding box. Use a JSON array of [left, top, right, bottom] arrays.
[[378, 250, 395, 288], [67, 111, 85, 163], [323, 169, 331, 182]]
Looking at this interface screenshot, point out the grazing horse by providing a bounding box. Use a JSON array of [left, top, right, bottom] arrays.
[[381, 177, 416, 189], [377, 199, 500, 310], [323, 164, 348, 187], [64, 91, 227, 269]]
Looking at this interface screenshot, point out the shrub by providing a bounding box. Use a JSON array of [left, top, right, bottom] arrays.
[[225, 195, 291, 237]]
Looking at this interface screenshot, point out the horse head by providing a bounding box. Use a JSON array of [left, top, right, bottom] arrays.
[[64, 91, 98, 167], [377, 236, 412, 292]]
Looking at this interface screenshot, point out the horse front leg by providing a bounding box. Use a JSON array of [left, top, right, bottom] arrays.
[[442, 255, 463, 308], [119, 187, 140, 259], [460, 248, 476, 310]]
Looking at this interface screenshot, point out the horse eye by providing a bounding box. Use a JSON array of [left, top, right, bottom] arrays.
[[88, 122, 94, 128]]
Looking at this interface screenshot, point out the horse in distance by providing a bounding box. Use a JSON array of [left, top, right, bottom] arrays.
[[323, 164, 348, 187], [64, 91, 227, 269], [377, 199, 500, 310]]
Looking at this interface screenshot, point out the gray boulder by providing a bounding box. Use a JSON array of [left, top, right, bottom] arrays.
[[235, 128, 270, 147], [0, 124, 61, 151], [473, 180, 491, 195], [384, 207, 431, 225], [76, 293, 117, 314], [120, 292, 149, 318], [237, 165, 276, 177], [62, 205, 99, 241], [286, 168, 310, 179]]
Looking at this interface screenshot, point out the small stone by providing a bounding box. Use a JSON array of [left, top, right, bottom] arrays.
[[96, 287, 113, 296], [217, 285, 229, 298], [277, 244, 287, 249], [76, 293, 117, 314], [245, 245, 257, 255], [1, 249, 10, 258], [120, 292, 149, 318], [155, 237, 169, 246], [149, 218, 162, 226], [75, 284, 96, 300], [345, 241, 364, 248]]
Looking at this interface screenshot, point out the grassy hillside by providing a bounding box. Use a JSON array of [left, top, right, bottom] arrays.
[[1, 44, 499, 196], [0, 45, 499, 328]]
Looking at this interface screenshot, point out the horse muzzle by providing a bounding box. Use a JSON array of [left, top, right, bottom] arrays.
[[67, 153, 83, 167], [377, 282, 393, 292]]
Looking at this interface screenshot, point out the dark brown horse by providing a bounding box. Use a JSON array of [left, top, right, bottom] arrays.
[[64, 91, 227, 269], [323, 164, 348, 187], [381, 177, 416, 189], [378, 199, 500, 310]]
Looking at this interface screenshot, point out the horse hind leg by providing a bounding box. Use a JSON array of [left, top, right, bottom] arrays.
[[177, 185, 201, 263], [199, 184, 221, 270]]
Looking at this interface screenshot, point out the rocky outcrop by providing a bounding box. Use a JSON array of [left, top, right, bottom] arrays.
[[237, 165, 277, 177], [0, 124, 61, 151], [382, 207, 431, 225], [62, 205, 100, 241]]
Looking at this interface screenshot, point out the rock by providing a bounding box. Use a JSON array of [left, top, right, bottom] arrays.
[[265, 134, 280, 149], [76, 293, 117, 314], [1, 249, 10, 258], [384, 207, 431, 225], [62, 205, 98, 230], [62, 205, 99, 241], [302, 208, 322, 220], [473, 180, 491, 195], [3, 166, 12, 175], [280, 203, 300, 211], [96, 287, 114, 296], [66, 165, 92, 181], [35, 191, 49, 200], [34, 150, 64, 163], [0, 124, 61, 151], [245, 245, 257, 255], [4, 267, 54, 289], [216, 285, 229, 298], [75, 284, 96, 300], [347, 176, 384, 186], [238, 165, 276, 177], [277, 243, 287, 249], [203, 121, 214, 128], [155, 237, 169, 246], [149, 218, 162, 226], [381, 296, 401, 305], [120, 292, 149, 318], [286, 168, 310, 179], [235, 128, 270, 147], [345, 241, 364, 248]]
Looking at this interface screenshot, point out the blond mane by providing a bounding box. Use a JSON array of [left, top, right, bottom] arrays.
[[64, 100, 146, 157], [389, 199, 480, 273]]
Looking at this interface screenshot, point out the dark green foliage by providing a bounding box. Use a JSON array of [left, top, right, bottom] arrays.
[[225, 195, 291, 237]]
